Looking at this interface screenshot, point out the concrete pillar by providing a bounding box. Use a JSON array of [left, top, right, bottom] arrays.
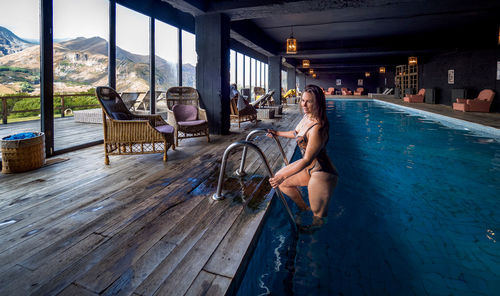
[[268, 56, 281, 103], [195, 13, 230, 135]]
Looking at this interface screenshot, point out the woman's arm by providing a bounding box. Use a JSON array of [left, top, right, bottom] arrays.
[[267, 129, 295, 139], [269, 125, 323, 187]]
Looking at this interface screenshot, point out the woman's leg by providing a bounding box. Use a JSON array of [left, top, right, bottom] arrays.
[[277, 168, 310, 211], [308, 172, 338, 217]]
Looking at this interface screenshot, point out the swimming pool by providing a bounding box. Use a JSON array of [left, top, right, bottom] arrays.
[[237, 100, 500, 295]]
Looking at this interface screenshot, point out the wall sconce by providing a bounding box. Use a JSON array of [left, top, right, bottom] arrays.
[[365, 72, 370, 77], [309, 68, 314, 74], [312, 73, 317, 78], [302, 60, 310, 68], [408, 56, 418, 65], [286, 26, 297, 54], [498, 27, 500, 45], [379, 67, 386, 73]]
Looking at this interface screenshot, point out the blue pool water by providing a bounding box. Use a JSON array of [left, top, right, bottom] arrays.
[[237, 100, 500, 295]]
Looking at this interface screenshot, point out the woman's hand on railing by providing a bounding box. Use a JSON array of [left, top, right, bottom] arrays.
[[266, 129, 277, 138], [269, 173, 285, 188]]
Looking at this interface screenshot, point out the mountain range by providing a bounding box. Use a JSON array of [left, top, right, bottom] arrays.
[[0, 26, 195, 94]]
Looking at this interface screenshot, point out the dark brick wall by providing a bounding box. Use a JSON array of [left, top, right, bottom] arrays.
[[420, 49, 500, 112]]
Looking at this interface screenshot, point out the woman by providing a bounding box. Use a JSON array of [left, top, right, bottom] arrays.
[[267, 84, 338, 221]]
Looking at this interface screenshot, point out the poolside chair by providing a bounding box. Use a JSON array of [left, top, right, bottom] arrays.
[[95, 86, 175, 165], [253, 87, 266, 101], [282, 89, 296, 104], [326, 87, 335, 95], [341, 88, 352, 95], [354, 88, 364, 95], [404, 88, 425, 103], [230, 97, 258, 127], [257, 90, 282, 117], [132, 91, 163, 111], [452, 89, 495, 112], [165, 86, 209, 146], [119, 92, 141, 110], [250, 90, 273, 109]]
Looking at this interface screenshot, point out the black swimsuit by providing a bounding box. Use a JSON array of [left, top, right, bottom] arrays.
[[294, 123, 338, 176]]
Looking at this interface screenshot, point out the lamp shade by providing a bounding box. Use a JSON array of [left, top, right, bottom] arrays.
[[379, 67, 386, 73], [302, 60, 310, 68], [309, 68, 314, 74], [286, 37, 297, 54], [312, 73, 317, 78], [365, 72, 370, 77], [408, 56, 418, 65]]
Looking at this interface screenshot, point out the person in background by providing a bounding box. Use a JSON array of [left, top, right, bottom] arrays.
[[230, 83, 257, 116], [267, 84, 338, 225]]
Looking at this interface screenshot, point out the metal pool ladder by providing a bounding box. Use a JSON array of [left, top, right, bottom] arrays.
[[212, 130, 297, 229]]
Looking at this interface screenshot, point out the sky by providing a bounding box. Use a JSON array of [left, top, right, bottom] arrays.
[[0, 0, 196, 64]]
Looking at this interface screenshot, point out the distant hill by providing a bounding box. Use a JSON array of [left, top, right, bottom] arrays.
[[0, 27, 195, 93], [0, 26, 35, 57]]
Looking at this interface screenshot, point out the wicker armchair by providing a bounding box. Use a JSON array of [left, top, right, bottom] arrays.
[[165, 86, 210, 146], [96, 86, 175, 165]]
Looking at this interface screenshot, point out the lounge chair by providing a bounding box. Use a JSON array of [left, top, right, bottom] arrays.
[[282, 89, 296, 104], [404, 88, 425, 103], [326, 87, 335, 95], [341, 88, 352, 95], [230, 97, 257, 127], [95, 86, 175, 165], [132, 91, 163, 111], [452, 89, 495, 112], [251, 90, 274, 108], [165, 86, 210, 146], [354, 88, 364, 95]]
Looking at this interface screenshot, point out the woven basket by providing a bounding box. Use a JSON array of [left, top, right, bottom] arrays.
[[1, 132, 45, 174]]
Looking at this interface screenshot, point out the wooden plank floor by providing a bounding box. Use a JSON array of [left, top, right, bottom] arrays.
[[0, 105, 303, 296]]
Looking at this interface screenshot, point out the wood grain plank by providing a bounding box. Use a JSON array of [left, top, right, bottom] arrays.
[[151, 197, 245, 296], [57, 284, 98, 296]]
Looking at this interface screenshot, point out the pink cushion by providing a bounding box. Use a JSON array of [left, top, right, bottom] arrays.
[[178, 120, 207, 127], [172, 104, 198, 122]]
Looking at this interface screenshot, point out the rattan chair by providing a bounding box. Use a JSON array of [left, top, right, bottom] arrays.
[[165, 86, 210, 146], [95, 86, 175, 165]]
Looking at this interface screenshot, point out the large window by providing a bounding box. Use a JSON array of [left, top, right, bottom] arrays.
[[181, 30, 196, 88], [237, 53, 244, 90], [155, 20, 178, 93], [264, 64, 268, 90], [256, 61, 261, 88], [0, 0, 41, 151], [244, 56, 250, 88], [53, 0, 108, 149], [155, 20, 178, 113], [230, 50, 236, 85], [116, 4, 149, 94]]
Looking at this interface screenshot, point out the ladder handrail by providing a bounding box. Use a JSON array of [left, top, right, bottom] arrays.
[[212, 140, 297, 230], [236, 128, 289, 176]]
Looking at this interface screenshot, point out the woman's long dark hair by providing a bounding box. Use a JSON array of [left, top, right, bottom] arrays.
[[304, 84, 329, 140]]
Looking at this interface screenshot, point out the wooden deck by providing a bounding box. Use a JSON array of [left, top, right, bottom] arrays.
[[0, 105, 302, 296], [0, 117, 103, 155]]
